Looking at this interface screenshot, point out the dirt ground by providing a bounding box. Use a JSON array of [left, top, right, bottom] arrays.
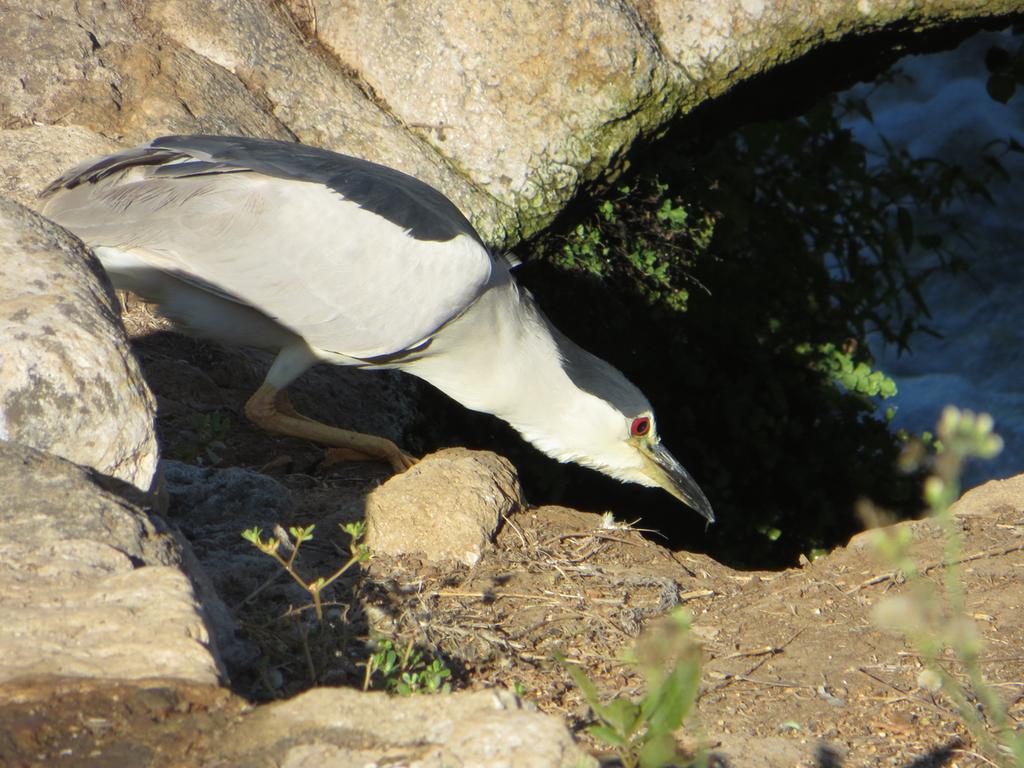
[[7, 309, 1021, 768]]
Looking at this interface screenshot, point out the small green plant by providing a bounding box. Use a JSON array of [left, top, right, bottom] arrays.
[[558, 608, 703, 768], [175, 412, 231, 464], [870, 407, 1022, 767], [797, 341, 899, 399], [242, 521, 370, 622], [363, 638, 452, 695], [549, 179, 715, 315]]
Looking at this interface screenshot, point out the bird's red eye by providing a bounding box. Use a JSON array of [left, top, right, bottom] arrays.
[[630, 417, 651, 438]]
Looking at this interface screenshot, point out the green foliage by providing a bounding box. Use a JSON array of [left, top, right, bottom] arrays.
[[697, 95, 978, 356], [551, 179, 714, 314], [797, 342, 898, 399], [870, 407, 1022, 767], [237, 521, 371, 695], [363, 638, 452, 696], [242, 521, 370, 622], [558, 608, 703, 768]]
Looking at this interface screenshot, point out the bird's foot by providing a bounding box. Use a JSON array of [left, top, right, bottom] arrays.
[[245, 383, 417, 473], [321, 442, 417, 474]]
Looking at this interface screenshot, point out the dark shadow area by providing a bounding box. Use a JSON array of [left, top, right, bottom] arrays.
[[903, 738, 963, 767], [816, 743, 845, 768]]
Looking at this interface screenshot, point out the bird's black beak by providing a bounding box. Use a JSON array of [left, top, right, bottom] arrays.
[[640, 441, 715, 523]]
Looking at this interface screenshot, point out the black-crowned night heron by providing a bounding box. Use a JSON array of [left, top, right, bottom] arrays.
[[41, 135, 714, 522]]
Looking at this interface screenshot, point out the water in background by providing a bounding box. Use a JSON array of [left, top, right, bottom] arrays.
[[842, 29, 1024, 487]]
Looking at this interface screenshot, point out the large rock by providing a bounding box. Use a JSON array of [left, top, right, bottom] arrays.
[[366, 448, 523, 565], [309, 0, 677, 239], [0, 195, 158, 492], [0, 0, 505, 239], [219, 688, 597, 768], [0, 441, 224, 685], [0, 0, 291, 143]]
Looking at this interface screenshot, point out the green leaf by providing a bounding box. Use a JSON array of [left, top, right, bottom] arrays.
[[241, 527, 262, 544], [343, 520, 366, 539], [602, 698, 642, 736], [587, 724, 627, 749], [638, 733, 679, 768], [644, 653, 701, 735], [289, 524, 315, 543], [558, 656, 603, 713]]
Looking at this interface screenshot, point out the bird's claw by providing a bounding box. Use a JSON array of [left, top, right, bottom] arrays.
[[390, 449, 418, 473], [375, 437, 417, 473], [321, 442, 418, 474]]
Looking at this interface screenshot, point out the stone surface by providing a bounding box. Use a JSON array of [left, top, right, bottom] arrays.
[[0, 0, 291, 144], [0, 441, 224, 686], [366, 448, 523, 565], [0, 0, 504, 240], [0, 195, 158, 491], [949, 472, 1024, 517], [219, 688, 597, 768], [161, 460, 301, 607], [0, 126, 119, 210], [310, 0, 676, 239]]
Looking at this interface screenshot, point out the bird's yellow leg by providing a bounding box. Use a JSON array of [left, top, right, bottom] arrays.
[[244, 382, 417, 473]]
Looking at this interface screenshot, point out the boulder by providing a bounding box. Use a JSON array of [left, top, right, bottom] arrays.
[[366, 448, 523, 565], [0, 126, 119, 210], [309, 0, 677, 239], [0, 196, 158, 492], [219, 687, 596, 768], [139, 0, 506, 240], [0, 441, 224, 686], [0, 0, 291, 145]]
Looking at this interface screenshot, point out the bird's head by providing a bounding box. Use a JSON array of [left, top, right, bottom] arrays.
[[529, 394, 715, 523], [522, 329, 715, 523]]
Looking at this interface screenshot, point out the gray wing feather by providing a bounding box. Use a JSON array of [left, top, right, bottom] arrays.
[[155, 136, 483, 245], [42, 138, 495, 358]]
